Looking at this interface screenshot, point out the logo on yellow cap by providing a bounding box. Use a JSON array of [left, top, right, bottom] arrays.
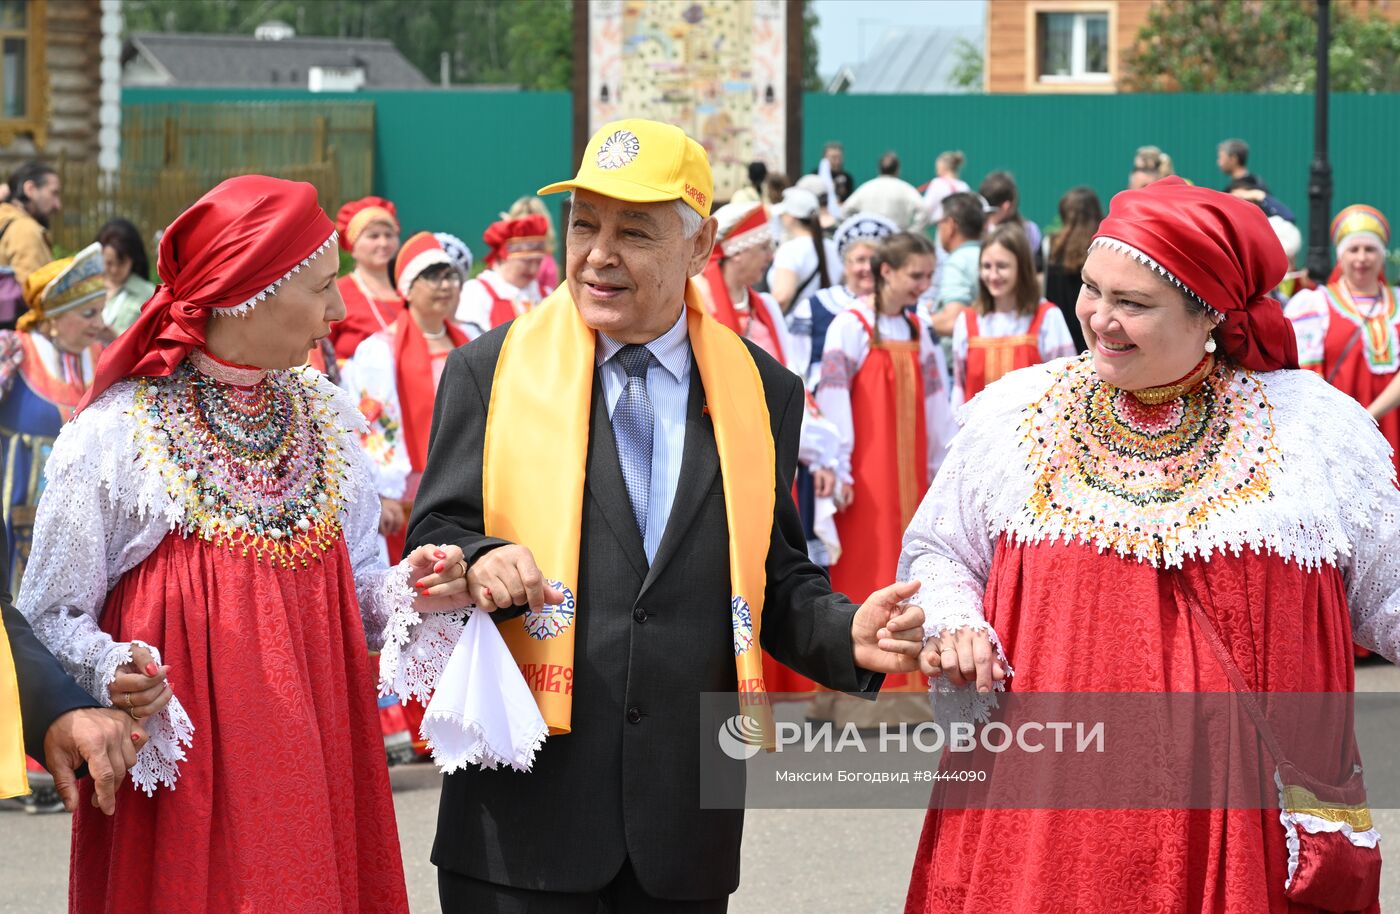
[[597, 130, 640, 170]]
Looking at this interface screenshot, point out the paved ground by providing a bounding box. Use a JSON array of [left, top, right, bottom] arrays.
[[4, 662, 1399, 913]]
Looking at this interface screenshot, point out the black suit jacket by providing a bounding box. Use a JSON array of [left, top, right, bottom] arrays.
[[1, 528, 98, 765], [406, 321, 881, 901]]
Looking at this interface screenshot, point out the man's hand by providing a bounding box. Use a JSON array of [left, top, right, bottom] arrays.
[[851, 581, 925, 674], [919, 628, 1007, 694], [406, 544, 472, 613], [464, 544, 566, 613], [42, 708, 146, 815], [835, 482, 855, 512], [811, 468, 836, 499]]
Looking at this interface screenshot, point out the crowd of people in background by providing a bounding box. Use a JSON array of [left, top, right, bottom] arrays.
[[0, 132, 1395, 808]]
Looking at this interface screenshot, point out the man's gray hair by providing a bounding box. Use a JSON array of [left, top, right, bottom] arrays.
[[672, 199, 703, 239], [569, 191, 703, 239]]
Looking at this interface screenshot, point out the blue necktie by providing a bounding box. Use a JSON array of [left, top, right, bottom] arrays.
[[611, 344, 654, 541]]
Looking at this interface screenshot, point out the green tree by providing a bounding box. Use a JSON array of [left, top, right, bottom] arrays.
[[949, 37, 983, 92], [1124, 0, 1400, 93], [802, 2, 822, 92]]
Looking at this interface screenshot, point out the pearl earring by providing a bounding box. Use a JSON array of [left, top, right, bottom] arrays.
[[1204, 337, 1218, 354]]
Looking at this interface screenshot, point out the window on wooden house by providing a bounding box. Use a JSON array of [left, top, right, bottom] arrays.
[[1036, 11, 1110, 84], [0, 0, 46, 145]]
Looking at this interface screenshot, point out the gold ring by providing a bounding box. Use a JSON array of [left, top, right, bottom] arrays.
[[127, 707, 140, 722], [124, 693, 133, 710], [457, 560, 468, 578]]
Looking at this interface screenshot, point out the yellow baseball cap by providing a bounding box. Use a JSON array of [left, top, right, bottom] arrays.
[[538, 118, 714, 218]]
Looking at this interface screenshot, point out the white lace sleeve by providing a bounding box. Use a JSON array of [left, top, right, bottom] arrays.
[[896, 368, 1055, 722], [17, 383, 194, 793], [1326, 384, 1400, 661]]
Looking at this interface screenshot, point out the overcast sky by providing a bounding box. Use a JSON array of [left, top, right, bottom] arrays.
[[811, 0, 985, 76]]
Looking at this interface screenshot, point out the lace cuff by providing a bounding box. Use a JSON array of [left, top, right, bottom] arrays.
[[100, 641, 196, 795], [357, 560, 415, 653], [920, 617, 1014, 726], [377, 575, 465, 704]]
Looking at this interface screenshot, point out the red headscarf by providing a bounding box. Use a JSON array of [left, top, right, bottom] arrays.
[[1093, 176, 1297, 372], [78, 175, 336, 412], [483, 215, 549, 267], [336, 195, 399, 251]]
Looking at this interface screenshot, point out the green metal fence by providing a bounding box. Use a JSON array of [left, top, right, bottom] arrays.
[[123, 87, 1400, 272], [802, 93, 1400, 264]]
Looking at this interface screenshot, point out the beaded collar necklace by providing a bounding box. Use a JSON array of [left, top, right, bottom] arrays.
[[134, 359, 348, 566]]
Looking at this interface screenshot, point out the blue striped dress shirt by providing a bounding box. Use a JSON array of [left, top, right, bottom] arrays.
[[596, 305, 692, 563]]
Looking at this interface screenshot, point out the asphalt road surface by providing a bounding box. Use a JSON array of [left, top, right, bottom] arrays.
[[4, 661, 1398, 913]]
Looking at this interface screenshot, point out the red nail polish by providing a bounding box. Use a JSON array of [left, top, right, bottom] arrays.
[[434, 562, 445, 573], [434, 549, 446, 559], [145, 662, 158, 677], [483, 587, 493, 600], [131, 733, 141, 743]]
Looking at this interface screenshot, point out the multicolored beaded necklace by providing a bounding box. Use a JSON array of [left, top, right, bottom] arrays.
[[132, 350, 348, 566], [1021, 355, 1278, 563]]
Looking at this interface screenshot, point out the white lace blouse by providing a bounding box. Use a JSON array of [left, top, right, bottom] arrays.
[[17, 365, 417, 793]]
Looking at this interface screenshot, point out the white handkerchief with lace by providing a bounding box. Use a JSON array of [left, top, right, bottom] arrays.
[[419, 609, 547, 773]]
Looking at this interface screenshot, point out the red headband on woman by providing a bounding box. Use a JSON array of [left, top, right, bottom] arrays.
[[1092, 176, 1297, 372], [78, 175, 336, 412]]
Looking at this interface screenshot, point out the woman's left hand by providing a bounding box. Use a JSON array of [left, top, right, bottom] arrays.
[[405, 544, 470, 614]]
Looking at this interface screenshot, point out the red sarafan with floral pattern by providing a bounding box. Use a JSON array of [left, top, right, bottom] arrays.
[[18, 350, 416, 914], [899, 354, 1397, 914]]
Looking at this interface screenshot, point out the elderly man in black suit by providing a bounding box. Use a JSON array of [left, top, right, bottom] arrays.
[[2, 527, 144, 814], [405, 119, 927, 913]]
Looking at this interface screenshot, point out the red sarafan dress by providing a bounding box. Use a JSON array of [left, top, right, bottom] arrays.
[[817, 305, 954, 693], [899, 355, 1397, 914], [17, 350, 414, 914]]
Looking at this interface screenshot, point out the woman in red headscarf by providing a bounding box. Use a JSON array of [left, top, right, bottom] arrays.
[[17, 176, 471, 914], [901, 178, 1394, 913], [455, 214, 549, 337], [329, 195, 404, 359]]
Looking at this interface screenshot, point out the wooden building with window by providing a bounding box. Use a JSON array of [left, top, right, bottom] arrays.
[[0, 0, 118, 176], [984, 0, 1400, 93]]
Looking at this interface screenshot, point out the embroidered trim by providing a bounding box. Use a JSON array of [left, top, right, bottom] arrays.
[[210, 230, 338, 317], [1090, 237, 1222, 321], [188, 348, 269, 386]]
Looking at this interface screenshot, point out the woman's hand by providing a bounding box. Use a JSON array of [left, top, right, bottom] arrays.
[[811, 467, 836, 498], [406, 544, 471, 613], [108, 643, 171, 722], [920, 628, 1007, 694], [379, 497, 406, 536]]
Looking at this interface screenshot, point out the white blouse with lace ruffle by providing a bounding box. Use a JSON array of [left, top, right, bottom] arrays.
[[17, 363, 417, 794]]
